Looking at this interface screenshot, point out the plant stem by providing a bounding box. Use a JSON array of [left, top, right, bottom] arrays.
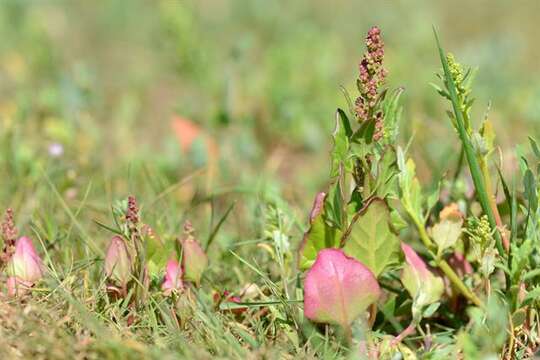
[[479, 156, 510, 252], [391, 323, 416, 347]]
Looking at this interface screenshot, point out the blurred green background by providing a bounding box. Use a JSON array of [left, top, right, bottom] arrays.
[[1, 0, 539, 232]]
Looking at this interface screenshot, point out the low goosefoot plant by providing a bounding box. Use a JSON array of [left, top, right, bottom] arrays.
[[1, 208, 44, 297], [299, 26, 540, 357], [102, 195, 208, 322]]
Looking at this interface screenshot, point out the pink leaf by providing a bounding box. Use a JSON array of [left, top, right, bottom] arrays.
[[181, 222, 208, 285], [309, 192, 326, 222], [182, 237, 208, 285], [5, 236, 45, 297], [104, 236, 132, 288], [304, 249, 381, 327], [400, 243, 443, 307], [6, 237, 44, 281], [401, 243, 431, 281], [162, 258, 184, 296]]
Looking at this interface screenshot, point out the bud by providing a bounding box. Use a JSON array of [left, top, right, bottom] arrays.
[[181, 221, 208, 285], [162, 258, 183, 296], [6, 236, 44, 296], [104, 236, 132, 289]]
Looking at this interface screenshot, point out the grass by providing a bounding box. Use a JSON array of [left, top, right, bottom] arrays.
[[1, 1, 540, 359]]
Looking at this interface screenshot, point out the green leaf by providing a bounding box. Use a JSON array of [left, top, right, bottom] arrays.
[[351, 119, 376, 144], [431, 219, 462, 256], [524, 169, 538, 213], [326, 179, 346, 230], [423, 302, 441, 318], [146, 237, 176, 277], [381, 87, 404, 143], [298, 193, 343, 270], [528, 136, 540, 159], [342, 198, 400, 277], [523, 287, 540, 306], [336, 108, 353, 138], [401, 243, 444, 321], [512, 308, 527, 327], [397, 148, 423, 223], [330, 110, 350, 178], [373, 147, 399, 199], [390, 209, 408, 232], [510, 238, 533, 282]]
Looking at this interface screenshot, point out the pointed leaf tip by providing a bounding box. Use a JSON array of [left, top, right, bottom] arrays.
[[6, 236, 44, 296], [7, 236, 44, 283], [182, 233, 208, 285], [104, 235, 132, 288], [162, 258, 183, 296], [298, 192, 342, 270], [400, 243, 444, 311]]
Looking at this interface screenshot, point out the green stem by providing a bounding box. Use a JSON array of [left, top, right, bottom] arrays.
[[479, 156, 510, 252]]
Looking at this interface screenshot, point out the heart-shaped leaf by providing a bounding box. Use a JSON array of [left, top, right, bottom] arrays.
[[304, 249, 381, 327], [342, 198, 400, 277], [298, 192, 342, 270], [431, 218, 462, 255]]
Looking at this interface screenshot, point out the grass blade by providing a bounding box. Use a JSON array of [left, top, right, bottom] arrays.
[[432, 28, 504, 256]]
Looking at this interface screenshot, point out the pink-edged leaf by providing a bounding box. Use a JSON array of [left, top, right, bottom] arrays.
[[162, 258, 184, 296], [5, 236, 45, 297], [400, 243, 443, 307], [182, 236, 208, 285], [401, 243, 431, 280], [309, 192, 327, 222], [6, 236, 44, 282], [104, 235, 132, 288], [304, 248, 381, 327]]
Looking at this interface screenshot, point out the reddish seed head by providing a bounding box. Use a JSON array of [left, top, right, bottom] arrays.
[[126, 196, 140, 225], [355, 26, 387, 131], [2, 208, 17, 246], [2, 208, 18, 264]]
